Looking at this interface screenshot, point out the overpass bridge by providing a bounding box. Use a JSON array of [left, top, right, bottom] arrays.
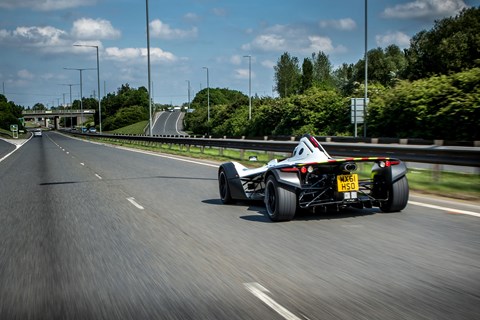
[[22, 109, 96, 129]]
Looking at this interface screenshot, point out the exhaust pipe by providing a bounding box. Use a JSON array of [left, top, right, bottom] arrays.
[[342, 162, 357, 172]]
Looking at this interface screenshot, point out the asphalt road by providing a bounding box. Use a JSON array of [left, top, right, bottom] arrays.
[[152, 111, 186, 136], [0, 138, 16, 160], [0, 131, 479, 319]]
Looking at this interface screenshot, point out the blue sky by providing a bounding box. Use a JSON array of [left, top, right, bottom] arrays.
[[0, 0, 478, 108]]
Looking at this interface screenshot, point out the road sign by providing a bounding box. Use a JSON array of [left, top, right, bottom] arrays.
[[10, 124, 18, 139], [350, 98, 368, 124], [351, 98, 369, 138]]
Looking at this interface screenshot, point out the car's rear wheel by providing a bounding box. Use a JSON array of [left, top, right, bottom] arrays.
[[264, 175, 297, 221], [380, 175, 409, 212], [218, 169, 233, 204]]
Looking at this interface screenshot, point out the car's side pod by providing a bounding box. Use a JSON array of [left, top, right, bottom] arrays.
[[219, 162, 248, 200]]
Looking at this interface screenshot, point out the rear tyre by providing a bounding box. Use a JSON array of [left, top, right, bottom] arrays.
[[218, 169, 233, 204], [264, 175, 297, 221], [380, 176, 409, 212]]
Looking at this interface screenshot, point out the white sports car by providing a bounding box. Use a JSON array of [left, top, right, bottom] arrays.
[[218, 134, 409, 221]]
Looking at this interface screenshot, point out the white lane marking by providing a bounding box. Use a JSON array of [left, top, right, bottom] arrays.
[[409, 201, 480, 217], [0, 136, 31, 162], [0, 145, 20, 163], [113, 146, 218, 168], [95, 174, 102, 180], [244, 282, 301, 320], [80, 162, 85, 166], [127, 197, 144, 210]]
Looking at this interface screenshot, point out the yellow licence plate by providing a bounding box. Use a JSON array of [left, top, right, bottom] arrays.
[[337, 174, 359, 192]]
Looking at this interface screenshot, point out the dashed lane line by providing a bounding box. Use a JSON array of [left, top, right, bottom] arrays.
[[244, 282, 302, 320], [126, 197, 144, 210]]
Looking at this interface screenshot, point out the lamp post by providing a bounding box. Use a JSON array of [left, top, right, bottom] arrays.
[[146, 0, 153, 136], [186, 80, 191, 110], [364, 0, 368, 138], [203, 67, 210, 122], [64, 67, 95, 130], [59, 83, 79, 129], [74, 44, 102, 133], [243, 55, 252, 120]]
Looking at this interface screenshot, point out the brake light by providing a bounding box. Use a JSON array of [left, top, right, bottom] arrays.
[[386, 160, 400, 167], [280, 167, 299, 172], [380, 160, 401, 167]]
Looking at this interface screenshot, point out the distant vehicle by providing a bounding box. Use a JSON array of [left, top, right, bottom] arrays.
[[218, 134, 409, 222], [88, 127, 97, 133], [33, 129, 42, 137]]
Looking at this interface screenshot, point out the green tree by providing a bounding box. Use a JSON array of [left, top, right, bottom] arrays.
[[274, 52, 301, 98], [0, 94, 24, 131], [354, 46, 406, 87], [301, 58, 314, 93], [403, 7, 480, 80], [312, 51, 334, 88]]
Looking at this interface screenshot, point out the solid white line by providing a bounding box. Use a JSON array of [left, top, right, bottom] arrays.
[[127, 197, 144, 210], [113, 145, 219, 168], [244, 282, 301, 320], [409, 201, 480, 217], [95, 174, 102, 180]]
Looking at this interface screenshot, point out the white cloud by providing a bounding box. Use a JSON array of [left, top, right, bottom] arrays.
[[242, 24, 345, 55], [71, 18, 121, 40], [0, 0, 96, 11], [261, 59, 275, 69], [212, 8, 227, 17], [230, 55, 243, 65], [306, 36, 347, 54], [184, 12, 200, 22], [150, 19, 198, 39], [382, 0, 468, 19], [234, 68, 252, 80], [319, 18, 357, 31], [376, 31, 411, 48], [105, 47, 178, 63], [242, 34, 286, 52], [18, 69, 34, 80], [0, 26, 69, 48]]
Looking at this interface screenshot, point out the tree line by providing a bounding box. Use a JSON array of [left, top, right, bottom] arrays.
[[185, 7, 480, 140]]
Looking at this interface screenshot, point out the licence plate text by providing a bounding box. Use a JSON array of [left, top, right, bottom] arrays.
[[337, 174, 359, 192]]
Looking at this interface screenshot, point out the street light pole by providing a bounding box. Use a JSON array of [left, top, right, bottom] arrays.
[[364, 0, 368, 138], [59, 83, 79, 129], [64, 67, 95, 130], [243, 55, 252, 120], [203, 67, 210, 122], [186, 80, 191, 110], [74, 44, 102, 133], [146, 0, 153, 136]]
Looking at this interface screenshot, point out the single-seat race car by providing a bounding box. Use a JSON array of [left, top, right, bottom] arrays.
[[218, 134, 409, 221]]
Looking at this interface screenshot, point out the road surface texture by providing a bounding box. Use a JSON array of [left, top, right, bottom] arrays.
[[152, 111, 186, 136], [0, 131, 479, 319]]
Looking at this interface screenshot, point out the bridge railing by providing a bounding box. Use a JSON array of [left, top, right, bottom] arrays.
[[23, 110, 96, 115], [66, 131, 480, 168]]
